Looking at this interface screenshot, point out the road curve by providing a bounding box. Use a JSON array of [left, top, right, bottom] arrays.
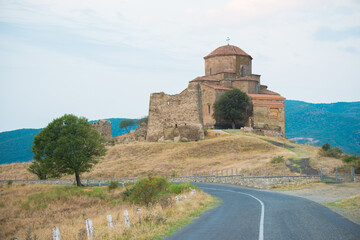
[[165, 183, 360, 240]]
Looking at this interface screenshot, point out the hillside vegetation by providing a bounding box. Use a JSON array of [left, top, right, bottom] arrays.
[[1, 100, 358, 164], [0, 118, 137, 164], [285, 100, 360, 154], [0, 181, 213, 239], [0, 133, 343, 180]]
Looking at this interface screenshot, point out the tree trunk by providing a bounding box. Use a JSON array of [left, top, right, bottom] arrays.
[[231, 121, 235, 129], [75, 172, 82, 186]]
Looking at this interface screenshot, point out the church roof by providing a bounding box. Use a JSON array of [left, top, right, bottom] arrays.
[[248, 94, 286, 100], [202, 83, 232, 90], [204, 45, 252, 59], [233, 77, 258, 82], [252, 100, 285, 106], [190, 76, 219, 82]]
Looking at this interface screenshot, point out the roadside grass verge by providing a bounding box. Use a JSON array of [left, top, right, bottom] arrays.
[[271, 181, 322, 190], [0, 182, 215, 239], [326, 194, 360, 222]]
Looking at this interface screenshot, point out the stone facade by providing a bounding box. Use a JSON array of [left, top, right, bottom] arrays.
[[1, 175, 320, 189], [170, 175, 320, 189], [92, 120, 112, 140], [147, 44, 286, 141]]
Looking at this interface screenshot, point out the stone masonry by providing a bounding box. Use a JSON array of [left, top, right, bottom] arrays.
[[147, 44, 286, 142], [92, 120, 112, 140]]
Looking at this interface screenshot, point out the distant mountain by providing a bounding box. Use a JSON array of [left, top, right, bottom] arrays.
[[0, 129, 41, 164], [285, 100, 360, 154], [0, 118, 138, 164]]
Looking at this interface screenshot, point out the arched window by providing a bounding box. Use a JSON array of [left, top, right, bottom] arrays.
[[210, 68, 212, 75], [241, 66, 244, 77], [208, 104, 211, 114]]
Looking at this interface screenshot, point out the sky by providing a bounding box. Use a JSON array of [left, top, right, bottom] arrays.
[[0, 0, 359, 132]]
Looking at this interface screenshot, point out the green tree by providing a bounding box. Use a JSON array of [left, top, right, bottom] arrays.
[[213, 88, 251, 129], [29, 114, 107, 186], [322, 143, 331, 151], [136, 116, 148, 125], [119, 119, 136, 134], [27, 161, 50, 180]]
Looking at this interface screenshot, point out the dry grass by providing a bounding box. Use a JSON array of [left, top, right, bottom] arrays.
[[0, 183, 213, 240], [327, 194, 360, 220], [0, 132, 343, 181]]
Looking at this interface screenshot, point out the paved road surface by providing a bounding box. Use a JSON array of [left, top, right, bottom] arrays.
[[165, 183, 360, 240]]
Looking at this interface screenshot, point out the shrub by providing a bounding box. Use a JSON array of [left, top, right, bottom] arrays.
[[121, 184, 135, 201], [169, 184, 182, 194], [7, 180, 13, 187], [130, 176, 170, 207], [271, 156, 284, 164], [322, 143, 331, 151], [108, 180, 119, 190], [170, 182, 197, 194], [320, 145, 343, 158]]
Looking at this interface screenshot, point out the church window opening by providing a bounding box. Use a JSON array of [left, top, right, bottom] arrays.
[[175, 124, 178, 128], [208, 104, 211, 114], [210, 68, 212, 75], [241, 66, 244, 77], [269, 108, 279, 119]]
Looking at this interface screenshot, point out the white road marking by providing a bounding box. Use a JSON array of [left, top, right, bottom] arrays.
[[202, 187, 265, 240]]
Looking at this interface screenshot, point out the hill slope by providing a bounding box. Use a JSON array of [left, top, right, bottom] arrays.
[[0, 133, 343, 180], [285, 100, 360, 154], [0, 118, 137, 164]]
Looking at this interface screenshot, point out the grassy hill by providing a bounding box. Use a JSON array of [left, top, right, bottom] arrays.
[[285, 100, 360, 154], [0, 133, 343, 180], [0, 118, 137, 164]]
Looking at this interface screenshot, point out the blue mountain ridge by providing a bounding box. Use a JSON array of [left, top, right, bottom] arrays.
[[0, 118, 138, 164]]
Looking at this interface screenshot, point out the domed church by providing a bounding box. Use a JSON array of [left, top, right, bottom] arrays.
[[146, 44, 285, 142]]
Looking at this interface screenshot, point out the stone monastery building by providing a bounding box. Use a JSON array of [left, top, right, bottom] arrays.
[[147, 44, 285, 142]]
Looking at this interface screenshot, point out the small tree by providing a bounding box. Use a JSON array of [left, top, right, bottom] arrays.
[[322, 143, 331, 151], [213, 88, 251, 129], [29, 114, 107, 186], [119, 119, 136, 134], [136, 116, 148, 125]]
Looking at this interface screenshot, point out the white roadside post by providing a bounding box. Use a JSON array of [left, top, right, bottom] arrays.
[[107, 214, 114, 228], [124, 210, 130, 227], [137, 208, 142, 223], [85, 218, 95, 240], [52, 226, 61, 240]]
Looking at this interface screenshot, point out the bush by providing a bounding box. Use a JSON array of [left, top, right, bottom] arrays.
[[130, 176, 170, 207], [170, 182, 197, 194], [322, 143, 331, 151], [7, 180, 13, 187], [271, 156, 285, 164], [320, 145, 343, 158], [108, 180, 119, 190]]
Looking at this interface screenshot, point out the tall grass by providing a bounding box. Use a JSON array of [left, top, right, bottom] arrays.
[[0, 182, 213, 240]]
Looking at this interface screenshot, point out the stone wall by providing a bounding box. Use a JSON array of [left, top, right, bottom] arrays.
[[205, 56, 236, 76], [147, 83, 204, 142], [200, 84, 228, 128], [169, 175, 320, 189], [1, 175, 321, 189], [253, 105, 285, 136], [92, 120, 112, 140]]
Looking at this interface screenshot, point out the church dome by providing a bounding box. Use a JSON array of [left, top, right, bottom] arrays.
[[204, 45, 252, 59]]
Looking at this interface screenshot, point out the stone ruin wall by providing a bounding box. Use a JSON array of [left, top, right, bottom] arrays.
[[92, 120, 112, 140], [251, 105, 285, 137], [147, 83, 204, 142]]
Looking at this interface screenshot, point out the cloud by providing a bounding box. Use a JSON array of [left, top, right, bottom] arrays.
[[314, 26, 360, 42]]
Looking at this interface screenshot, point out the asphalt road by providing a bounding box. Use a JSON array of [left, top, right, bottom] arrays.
[[165, 183, 360, 240]]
